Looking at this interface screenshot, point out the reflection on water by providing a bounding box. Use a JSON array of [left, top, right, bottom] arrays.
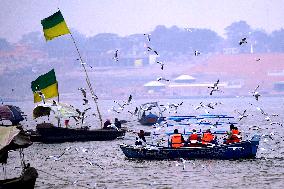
[[1, 97, 284, 189]]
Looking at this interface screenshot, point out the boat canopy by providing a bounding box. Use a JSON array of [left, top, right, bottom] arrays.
[[33, 100, 79, 119], [0, 126, 20, 151]]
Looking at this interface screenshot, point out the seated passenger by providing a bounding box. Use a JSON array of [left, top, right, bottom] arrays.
[[201, 129, 215, 145], [114, 118, 122, 129], [225, 125, 241, 144], [187, 129, 200, 145], [103, 119, 111, 129], [170, 129, 185, 148]]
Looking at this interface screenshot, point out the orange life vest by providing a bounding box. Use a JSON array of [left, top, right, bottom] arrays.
[[202, 132, 214, 144], [189, 133, 199, 141], [225, 129, 241, 144], [171, 134, 183, 148], [231, 129, 241, 143]]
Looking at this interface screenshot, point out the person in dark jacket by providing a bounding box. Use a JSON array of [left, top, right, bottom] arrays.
[[103, 119, 111, 129], [114, 118, 121, 129]]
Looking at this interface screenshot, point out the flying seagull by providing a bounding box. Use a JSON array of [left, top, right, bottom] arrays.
[[251, 85, 261, 101], [143, 33, 151, 42], [208, 79, 220, 95], [113, 50, 119, 62], [239, 38, 247, 45], [194, 50, 200, 56], [78, 88, 87, 98], [157, 77, 170, 82], [156, 61, 164, 70]]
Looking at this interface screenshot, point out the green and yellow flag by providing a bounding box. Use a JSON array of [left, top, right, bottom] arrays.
[[41, 10, 70, 41], [31, 69, 59, 103]]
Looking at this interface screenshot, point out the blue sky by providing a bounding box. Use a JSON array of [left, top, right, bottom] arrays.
[[1, 0, 284, 42]]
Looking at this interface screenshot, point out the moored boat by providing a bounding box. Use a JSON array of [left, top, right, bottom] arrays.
[[29, 123, 126, 143], [120, 135, 260, 160], [0, 126, 38, 189]]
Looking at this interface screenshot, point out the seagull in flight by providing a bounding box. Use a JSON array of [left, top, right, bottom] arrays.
[[194, 50, 200, 56], [239, 38, 247, 45], [78, 88, 87, 98], [144, 33, 151, 42], [157, 77, 170, 82], [208, 79, 220, 95], [113, 50, 119, 62], [128, 107, 139, 116], [251, 85, 261, 101], [156, 61, 164, 70], [235, 109, 248, 121]]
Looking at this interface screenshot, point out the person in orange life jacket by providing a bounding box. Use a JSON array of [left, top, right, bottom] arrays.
[[225, 124, 241, 144], [170, 129, 185, 148], [187, 129, 200, 144], [201, 129, 215, 145]]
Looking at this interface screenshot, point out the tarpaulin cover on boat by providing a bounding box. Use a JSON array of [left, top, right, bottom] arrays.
[[33, 101, 79, 119]]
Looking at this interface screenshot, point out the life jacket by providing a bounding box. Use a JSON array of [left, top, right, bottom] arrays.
[[202, 132, 214, 144], [231, 129, 241, 143], [225, 129, 241, 144], [171, 134, 183, 148], [189, 133, 199, 143]]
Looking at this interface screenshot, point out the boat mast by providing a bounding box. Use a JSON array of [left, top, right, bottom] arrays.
[[69, 33, 103, 128]]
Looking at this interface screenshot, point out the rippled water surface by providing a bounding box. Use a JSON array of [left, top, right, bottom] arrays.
[[1, 97, 284, 189]]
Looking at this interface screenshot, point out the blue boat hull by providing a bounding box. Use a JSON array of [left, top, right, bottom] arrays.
[[120, 135, 260, 160]]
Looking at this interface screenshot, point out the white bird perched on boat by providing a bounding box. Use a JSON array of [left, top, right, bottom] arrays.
[[208, 79, 220, 95], [235, 109, 248, 121], [251, 85, 261, 101], [36, 90, 45, 104], [157, 77, 170, 82]]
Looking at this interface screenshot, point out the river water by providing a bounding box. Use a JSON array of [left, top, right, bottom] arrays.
[[1, 96, 284, 189]]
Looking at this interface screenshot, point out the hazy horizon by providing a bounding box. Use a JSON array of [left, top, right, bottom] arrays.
[[1, 0, 284, 43]]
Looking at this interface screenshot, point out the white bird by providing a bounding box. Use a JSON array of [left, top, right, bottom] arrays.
[[251, 85, 261, 101], [113, 50, 119, 61], [36, 90, 45, 104], [156, 61, 164, 70], [208, 79, 220, 95], [144, 33, 151, 42], [78, 88, 87, 98], [180, 158, 186, 170], [157, 77, 170, 82], [235, 109, 248, 121], [239, 37, 247, 45]]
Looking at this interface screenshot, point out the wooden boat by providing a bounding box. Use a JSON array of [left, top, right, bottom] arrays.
[[120, 135, 260, 160], [0, 126, 38, 189], [29, 123, 126, 143], [0, 166, 38, 189]]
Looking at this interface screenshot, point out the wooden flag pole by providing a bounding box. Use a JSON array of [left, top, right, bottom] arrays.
[[69, 32, 103, 128]]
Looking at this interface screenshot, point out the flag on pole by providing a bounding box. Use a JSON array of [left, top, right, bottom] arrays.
[[31, 69, 59, 103], [41, 10, 70, 41]]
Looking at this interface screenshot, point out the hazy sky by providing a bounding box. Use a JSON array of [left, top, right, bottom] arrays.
[[1, 0, 284, 42]]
